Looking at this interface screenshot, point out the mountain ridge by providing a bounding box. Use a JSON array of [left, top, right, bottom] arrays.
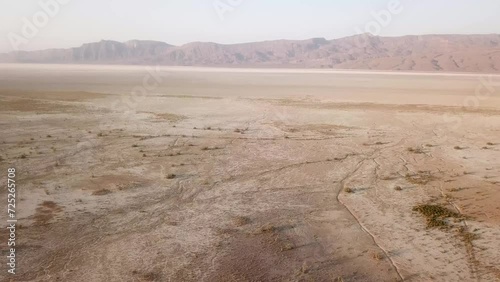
[[2, 34, 500, 72]]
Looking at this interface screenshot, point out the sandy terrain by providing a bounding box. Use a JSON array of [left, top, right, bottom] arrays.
[[0, 64, 499, 281]]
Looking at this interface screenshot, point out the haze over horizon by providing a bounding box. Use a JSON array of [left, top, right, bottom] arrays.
[[2, 0, 500, 53]]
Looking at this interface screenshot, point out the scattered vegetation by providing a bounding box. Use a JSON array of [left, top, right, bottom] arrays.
[[412, 204, 463, 228]]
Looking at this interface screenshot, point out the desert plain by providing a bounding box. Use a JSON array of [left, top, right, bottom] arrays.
[[0, 64, 500, 281]]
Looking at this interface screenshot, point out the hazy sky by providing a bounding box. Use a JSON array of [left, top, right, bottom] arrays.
[[1, 0, 500, 52]]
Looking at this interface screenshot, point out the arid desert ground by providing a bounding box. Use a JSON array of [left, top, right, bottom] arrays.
[[1, 64, 500, 281]]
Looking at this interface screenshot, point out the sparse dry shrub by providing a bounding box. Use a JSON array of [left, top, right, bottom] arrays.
[[372, 252, 384, 260], [407, 147, 425, 154], [259, 224, 276, 233], [405, 171, 436, 185], [233, 216, 251, 227], [92, 189, 111, 196], [413, 204, 463, 228]]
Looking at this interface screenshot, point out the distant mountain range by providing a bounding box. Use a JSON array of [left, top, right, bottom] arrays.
[[2, 34, 500, 72]]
